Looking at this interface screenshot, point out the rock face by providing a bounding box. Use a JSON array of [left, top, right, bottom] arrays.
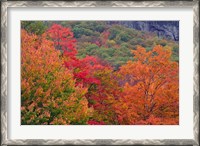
[[107, 21, 179, 41]]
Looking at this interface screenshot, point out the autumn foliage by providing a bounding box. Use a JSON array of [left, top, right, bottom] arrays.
[[21, 30, 90, 124], [116, 46, 179, 124], [21, 23, 179, 125]]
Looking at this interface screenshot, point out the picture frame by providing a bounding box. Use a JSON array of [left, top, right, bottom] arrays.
[[1, 0, 199, 145]]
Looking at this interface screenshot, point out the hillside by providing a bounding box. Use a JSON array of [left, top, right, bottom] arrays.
[[107, 21, 179, 41], [21, 21, 179, 125], [22, 21, 179, 70]]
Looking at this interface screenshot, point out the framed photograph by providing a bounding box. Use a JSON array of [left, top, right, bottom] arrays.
[[1, 0, 199, 145]]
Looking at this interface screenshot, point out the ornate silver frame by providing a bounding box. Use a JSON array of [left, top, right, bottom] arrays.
[[1, 1, 199, 145]]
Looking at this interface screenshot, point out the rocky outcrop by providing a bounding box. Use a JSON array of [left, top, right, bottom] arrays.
[[107, 21, 179, 41]]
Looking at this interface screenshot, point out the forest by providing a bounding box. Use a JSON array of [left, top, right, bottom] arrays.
[[21, 21, 179, 125]]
